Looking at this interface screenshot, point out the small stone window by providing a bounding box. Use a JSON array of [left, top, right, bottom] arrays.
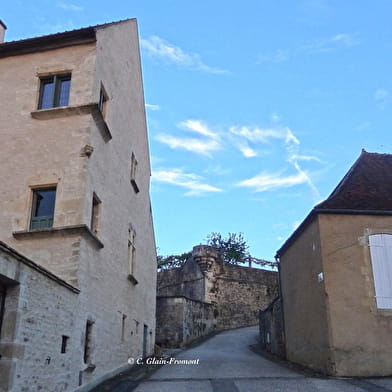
[[130, 153, 139, 193], [0, 284, 6, 338], [61, 335, 69, 354], [38, 74, 71, 109], [30, 187, 56, 230], [98, 84, 108, 117], [84, 320, 94, 364], [121, 314, 127, 342], [90, 193, 101, 235], [128, 225, 137, 280]]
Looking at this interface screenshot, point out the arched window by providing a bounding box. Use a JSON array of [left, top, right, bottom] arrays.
[[369, 234, 392, 309]]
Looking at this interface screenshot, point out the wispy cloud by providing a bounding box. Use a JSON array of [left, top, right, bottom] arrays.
[[140, 35, 227, 74], [237, 171, 308, 192], [156, 120, 222, 157], [356, 121, 372, 132], [235, 123, 321, 198], [152, 168, 223, 196], [179, 119, 220, 139], [145, 103, 161, 111], [57, 2, 83, 11], [156, 135, 221, 156], [302, 33, 360, 53], [258, 33, 359, 64]]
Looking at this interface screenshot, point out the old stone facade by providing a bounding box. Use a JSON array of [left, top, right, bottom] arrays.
[[273, 150, 392, 377], [157, 245, 278, 347], [0, 19, 157, 391]]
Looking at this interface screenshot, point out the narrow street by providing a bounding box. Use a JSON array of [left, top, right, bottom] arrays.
[[96, 326, 392, 392]]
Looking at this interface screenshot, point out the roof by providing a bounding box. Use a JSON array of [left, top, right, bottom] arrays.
[[317, 150, 392, 211], [0, 18, 134, 58], [276, 149, 392, 257]]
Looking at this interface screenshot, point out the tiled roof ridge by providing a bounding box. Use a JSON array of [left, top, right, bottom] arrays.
[[0, 18, 134, 47]]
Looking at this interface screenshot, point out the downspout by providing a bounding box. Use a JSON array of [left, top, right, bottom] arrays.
[[275, 254, 287, 358]]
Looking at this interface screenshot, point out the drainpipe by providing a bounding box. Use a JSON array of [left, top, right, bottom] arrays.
[[275, 255, 287, 358]]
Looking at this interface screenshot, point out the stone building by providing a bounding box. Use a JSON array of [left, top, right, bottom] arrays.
[[0, 19, 157, 391], [156, 245, 278, 347], [266, 150, 392, 376]]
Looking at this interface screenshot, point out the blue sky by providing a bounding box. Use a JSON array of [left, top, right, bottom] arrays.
[[3, 1, 392, 261]]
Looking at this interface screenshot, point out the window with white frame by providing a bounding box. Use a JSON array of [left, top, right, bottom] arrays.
[[369, 233, 392, 309]]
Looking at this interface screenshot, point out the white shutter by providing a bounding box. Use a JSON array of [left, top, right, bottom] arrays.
[[369, 234, 392, 309]]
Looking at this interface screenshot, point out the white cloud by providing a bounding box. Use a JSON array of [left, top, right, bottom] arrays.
[[230, 126, 287, 143], [356, 121, 372, 132], [156, 119, 222, 157], [145, 103, 161, 111], [152, 168, 223, 196], [239, 145, 258, 158], [57, 2, 83, 11], [237, 171, 309, 192], [156, 134, 221, 156], [140, 36, 227, 74], [179, 120, 219, 139]]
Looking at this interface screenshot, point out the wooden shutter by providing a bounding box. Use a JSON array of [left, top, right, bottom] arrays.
[[369, 234, 392, 309]]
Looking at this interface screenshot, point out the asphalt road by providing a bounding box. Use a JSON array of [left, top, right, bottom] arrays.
[[94, 326, 392, 392]]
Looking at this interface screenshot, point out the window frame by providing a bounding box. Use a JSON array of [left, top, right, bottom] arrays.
[[38, 73, 71, 109], [84, 320, 94, 364], [90, 193, 101, 235], [98, 84, 108, 118], [0, 284, 6, 339], [30, 187, 57, 230]]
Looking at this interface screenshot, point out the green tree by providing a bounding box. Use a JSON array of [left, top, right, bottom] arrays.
[[206, 232, 249, 264]]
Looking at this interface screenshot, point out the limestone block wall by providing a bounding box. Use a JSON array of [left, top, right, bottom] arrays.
[[213, 264, 278, 330], [0, 243, 80, 392], [155, 296, 215, 348]]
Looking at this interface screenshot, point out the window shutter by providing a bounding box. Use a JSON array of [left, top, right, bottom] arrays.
[[369, 234, 392, 309]]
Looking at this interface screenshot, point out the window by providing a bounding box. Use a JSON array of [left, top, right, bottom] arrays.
[[369, 234, 392, 309], [121, 314, 127, 342], [0, 284, 5, 338], [90, 193, 101, 235], [61, 335, 69, 354], [84, 320, 94, 364], [128, 226, 136, 276], [98, 85, 108, 117], [30, 188, 56, 230], [38, 74, 71, 109], [130, 153, 139, 193]]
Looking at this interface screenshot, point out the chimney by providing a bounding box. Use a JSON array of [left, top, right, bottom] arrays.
[[0, 20, 7, 43]]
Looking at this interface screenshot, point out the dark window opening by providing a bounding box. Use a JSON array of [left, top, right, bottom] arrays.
[[90, 193, 101, 234], [0, 284, 6, 339], [61, 335, 69, 354], [121, 314, 127, 342], [98, 86, 108, 117], [130, 153, 139, 193], [30, 188, 56, 230], [38, 74, 71, 109], [84, 320, 93, 364]]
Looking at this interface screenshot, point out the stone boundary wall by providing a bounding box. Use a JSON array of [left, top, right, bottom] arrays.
[[155, 296, 215, 348], [259, 297, 286, 358]]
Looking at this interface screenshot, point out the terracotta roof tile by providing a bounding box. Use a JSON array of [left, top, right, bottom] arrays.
[[317, 149, 392, 211]]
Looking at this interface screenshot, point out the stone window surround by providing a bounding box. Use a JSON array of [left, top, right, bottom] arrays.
[[30, 103, 112, 142]]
